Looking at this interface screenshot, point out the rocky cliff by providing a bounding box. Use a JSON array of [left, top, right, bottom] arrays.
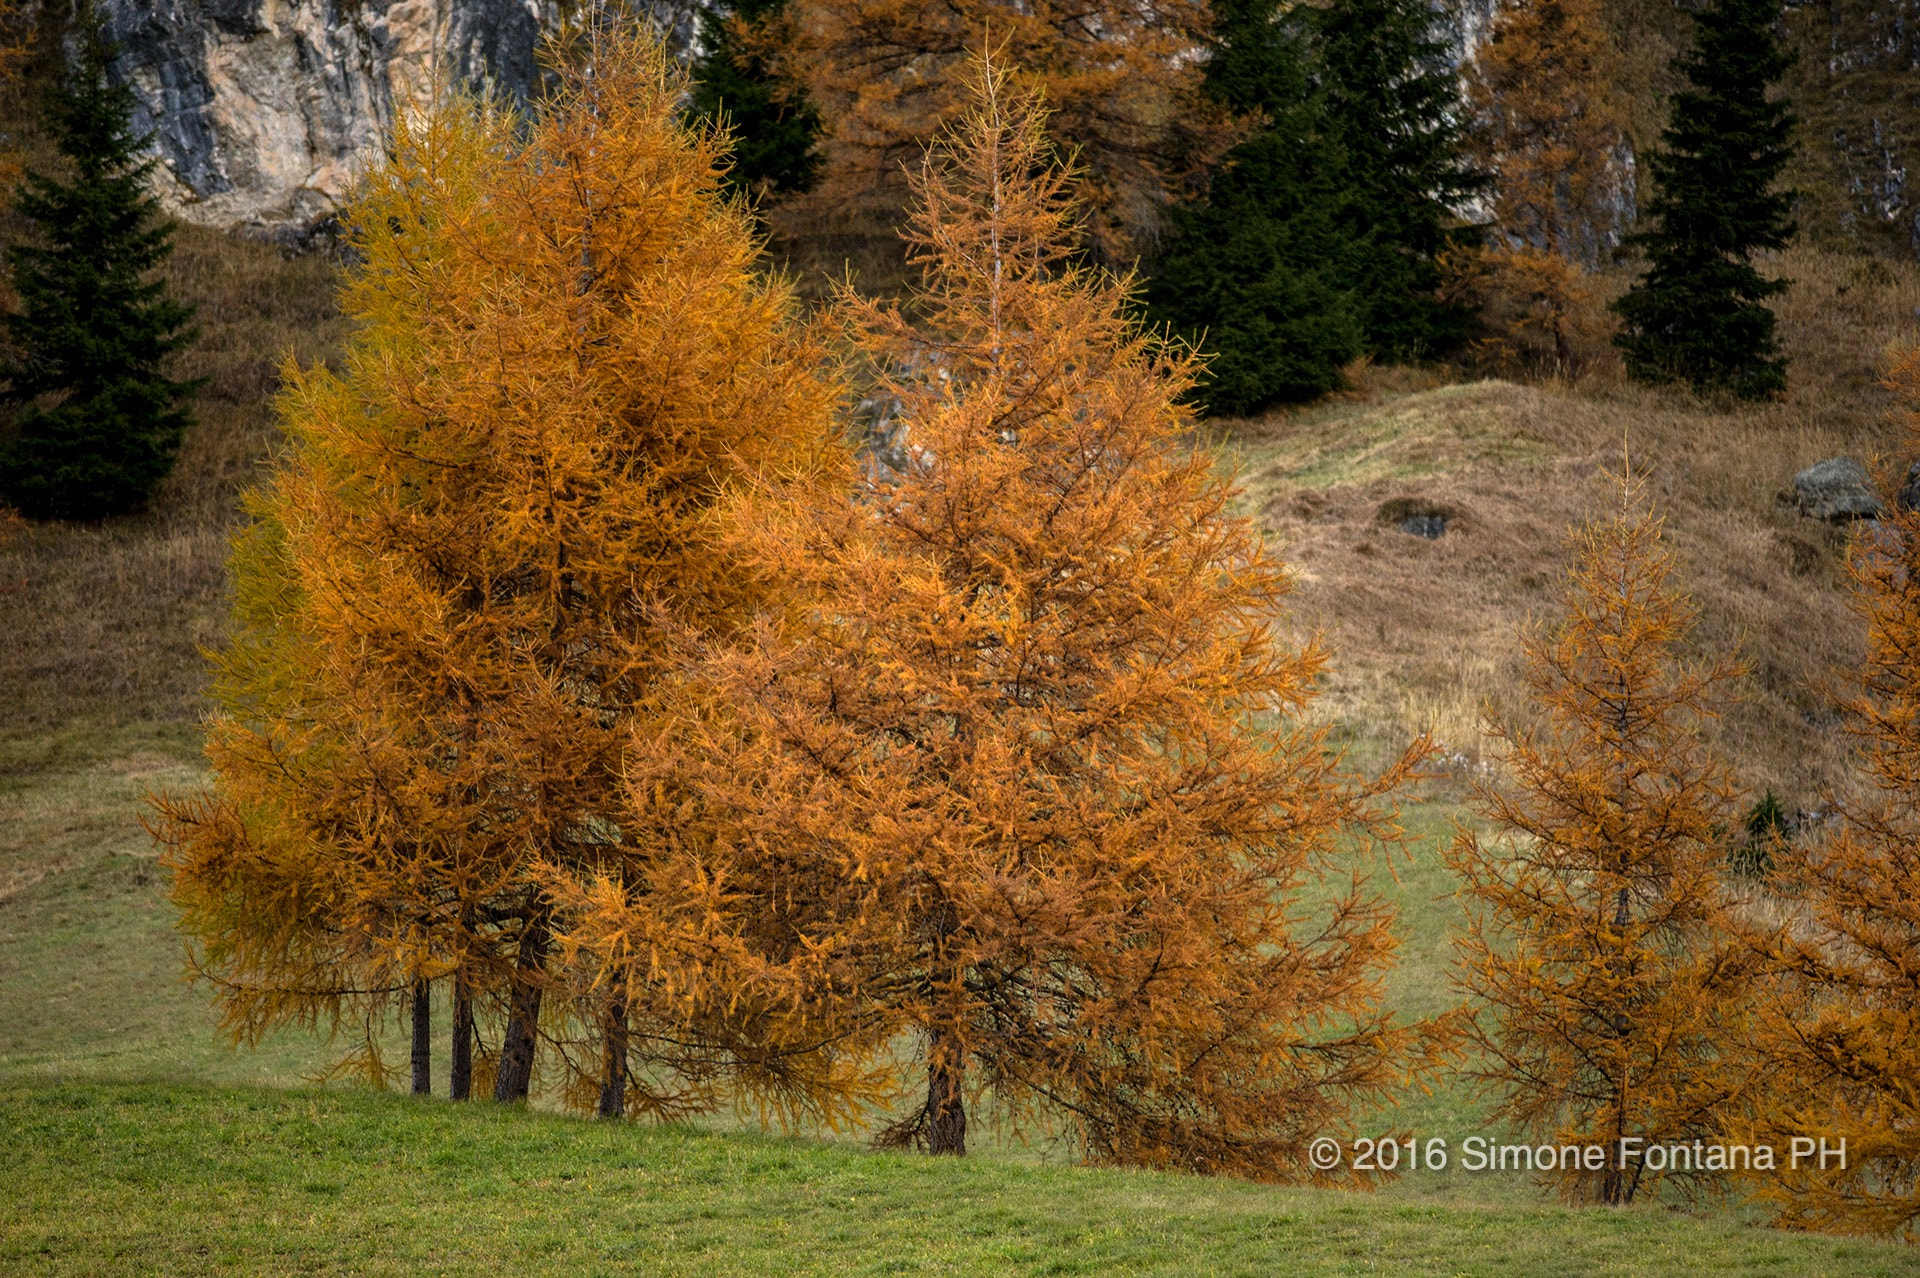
[[86, 0, 1920, 256], [97, 0, 584, 239]]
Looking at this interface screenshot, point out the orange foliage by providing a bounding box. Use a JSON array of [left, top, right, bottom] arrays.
[[153, 29, 864, 1120], [1461, 0, 1626, 374], [1446, 480, 1757, 1204], [654, 54, 1429, 1176], [777, 6, 1226, 261], [1743, 345, 1920, 1239], [0, 0, 34, 185]]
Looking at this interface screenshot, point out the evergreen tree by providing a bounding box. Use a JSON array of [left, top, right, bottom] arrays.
[[686, 0, 823, 198], [1144, 0, 1364, 415], [0, 18, 198, 520], [1309, 0, 1484, 361], [1611, 0, 1795, 398]]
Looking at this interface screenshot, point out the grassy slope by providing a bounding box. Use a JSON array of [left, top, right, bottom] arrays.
[[4, 1082, 1913, 1277]]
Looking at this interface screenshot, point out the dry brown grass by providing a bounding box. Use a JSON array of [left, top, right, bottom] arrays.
[[0, 225, 345, 733], [1228, 244, 1920, 811]]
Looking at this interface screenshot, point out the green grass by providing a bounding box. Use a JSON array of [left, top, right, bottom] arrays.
[[3, 732, 1917, 1274], [1226, 380, 1557, 497], [6, 1081, 1914, 1277]]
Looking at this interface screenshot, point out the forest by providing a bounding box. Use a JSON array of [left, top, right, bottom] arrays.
[[2, 0, 1920, 1272]]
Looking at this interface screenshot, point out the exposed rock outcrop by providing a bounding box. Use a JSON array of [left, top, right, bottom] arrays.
[[97, 1, 692, 242]]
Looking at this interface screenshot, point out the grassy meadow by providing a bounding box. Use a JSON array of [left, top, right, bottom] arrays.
[[5, 226, 1920, 1272]]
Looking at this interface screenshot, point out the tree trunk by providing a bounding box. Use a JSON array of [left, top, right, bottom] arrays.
[[450, 967, 474, 1101], [494, 914, 549, 1104], [597, 997, 628, 1119], [410, 977, 432, 1096], [925, 1029, 967, 1156]]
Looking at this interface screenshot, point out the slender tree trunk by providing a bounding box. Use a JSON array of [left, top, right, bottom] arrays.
[[450, 966, 474, 1101], [410, 977, 432, 1096], [494, 913, 549, 1104], [597, 996, 628, 1119], [925, 1027, 967, 1156], [1553, 312, 1576, 380]]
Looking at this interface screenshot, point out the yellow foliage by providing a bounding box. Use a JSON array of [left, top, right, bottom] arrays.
[[1743, 345, 1920, 1239], [1460, 0, 1627, 375], [1446, 479, 1757, 1204], [651, 53, 1432, 1177], [777, 5, 1228, 261], [154, 28, 858, 1119]]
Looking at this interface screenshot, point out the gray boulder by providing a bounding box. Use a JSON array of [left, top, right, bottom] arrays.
[[1794, 457, 1884, 521], [1897, 461, 1920, 512]]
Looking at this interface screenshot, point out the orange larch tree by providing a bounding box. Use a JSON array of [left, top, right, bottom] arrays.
[[664, 53, 1429, 1177], [1462, 0, 1627, 375], [154, 28, 860, 1120], [1445, 480, 1757, 1204], [1744, 345, 1920, 1240], [775, 5, 1227, 262]]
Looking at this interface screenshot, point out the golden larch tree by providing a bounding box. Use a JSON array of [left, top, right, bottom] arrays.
[[664, 54, 1428, 1177], [1744, 344, 1920, 1240], [775, 7, 1226, 262], [155, 28, 858, 1119], [1462, 0, 1626, 374], [1445, 480, 1756, 1204]]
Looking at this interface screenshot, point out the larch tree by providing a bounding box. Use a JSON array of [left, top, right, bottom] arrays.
[[1445, 481, 1757, 1205], [776, 0, 1229, 262], [1463, 0, 1627, 376], [1743, 344, 1920, 1240], [1611, 0, 1795, 398], [670, 54, 1430, 1176], [155, 28, 859, 1120]]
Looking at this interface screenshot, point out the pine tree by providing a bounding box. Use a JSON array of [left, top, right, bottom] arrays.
[[673, 54, 1430, 1176], [1309, 0, 1484, 361], [1144, 0, 1365, 415], [686, 0, 823, 199], [0, 16, 198, 520], [1445, 480, 1758, 1205], [1742, 344, 1920, 1240], [1611, 0, 1795, 398], [155, 28, 865, 1122], [1464, 0, 1626, 376]]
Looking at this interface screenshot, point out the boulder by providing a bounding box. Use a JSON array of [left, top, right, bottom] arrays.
[[1794, 457, 1883, 521], [1898, 461, 1920, 512]]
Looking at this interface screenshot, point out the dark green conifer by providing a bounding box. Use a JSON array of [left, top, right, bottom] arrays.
[[687, 0, 822, 199], [1310, 0, 1483, 360], [1612, 0, 1795, 399], [1145, 0, 1364, 415], [0, 18, 198, 520]]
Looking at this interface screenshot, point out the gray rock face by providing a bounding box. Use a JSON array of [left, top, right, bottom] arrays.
[[1794, 456, 1885, 521], [98, 1, 693, 240]]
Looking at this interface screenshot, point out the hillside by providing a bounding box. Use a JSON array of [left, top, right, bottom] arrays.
[[4, 221, 1920, 1270], [1228, 244, 1920, 807]]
